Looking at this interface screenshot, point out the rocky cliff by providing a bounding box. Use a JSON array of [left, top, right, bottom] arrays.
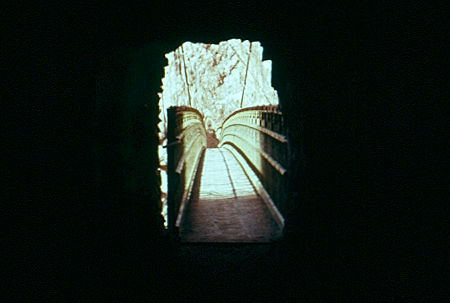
[[158, 39, 278, 137]]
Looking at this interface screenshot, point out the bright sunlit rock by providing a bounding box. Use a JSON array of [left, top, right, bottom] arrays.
[[158, 39, 278, 136]]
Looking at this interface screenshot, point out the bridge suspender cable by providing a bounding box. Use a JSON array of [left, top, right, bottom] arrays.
[[180, 45, 192, 107], [240, 42, 252, 108], [230, 43, 273, 106]]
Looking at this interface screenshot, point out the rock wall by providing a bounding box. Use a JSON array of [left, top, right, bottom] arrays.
[[158, 39, 278, 138]]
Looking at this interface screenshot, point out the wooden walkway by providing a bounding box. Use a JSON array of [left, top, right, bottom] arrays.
[[179, 148, 282, 243]]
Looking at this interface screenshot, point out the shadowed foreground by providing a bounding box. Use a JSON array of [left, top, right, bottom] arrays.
[[179, 148, 282, 242]]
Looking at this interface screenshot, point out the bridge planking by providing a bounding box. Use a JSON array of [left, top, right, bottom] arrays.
[[179, 148, 282, 243]]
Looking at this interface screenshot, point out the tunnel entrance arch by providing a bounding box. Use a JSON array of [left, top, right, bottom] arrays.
[[157, 39, 285, 241]]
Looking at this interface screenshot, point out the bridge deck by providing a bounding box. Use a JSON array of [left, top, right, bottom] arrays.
[[179, 148, 282, 243]]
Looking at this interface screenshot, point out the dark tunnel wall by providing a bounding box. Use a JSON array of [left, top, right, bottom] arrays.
[[95, 45, 164, 241], [90, 44, 182, 295]]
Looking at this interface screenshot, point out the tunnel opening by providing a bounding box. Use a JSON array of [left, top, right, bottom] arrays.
[[158, 39, 286, 242]]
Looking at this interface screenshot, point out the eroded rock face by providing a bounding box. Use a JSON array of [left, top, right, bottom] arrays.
[[158, 39, 278, 137]]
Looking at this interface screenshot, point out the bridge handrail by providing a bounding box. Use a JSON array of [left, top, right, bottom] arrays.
[[221, 105, 282, 126], [222, 123, 288, 143], [219, 105, 288, 217], [167, 106, 207, 231], [220, 133, 287, 175]]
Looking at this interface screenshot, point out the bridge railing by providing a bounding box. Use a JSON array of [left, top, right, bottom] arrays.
[[219, 105, 288, 219], [166, 106, 207, 231]]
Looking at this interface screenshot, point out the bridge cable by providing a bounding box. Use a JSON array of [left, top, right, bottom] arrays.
[[180, 45, 192, 107], [240, 42, 252, 108], [229, 43, 273, 105]]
